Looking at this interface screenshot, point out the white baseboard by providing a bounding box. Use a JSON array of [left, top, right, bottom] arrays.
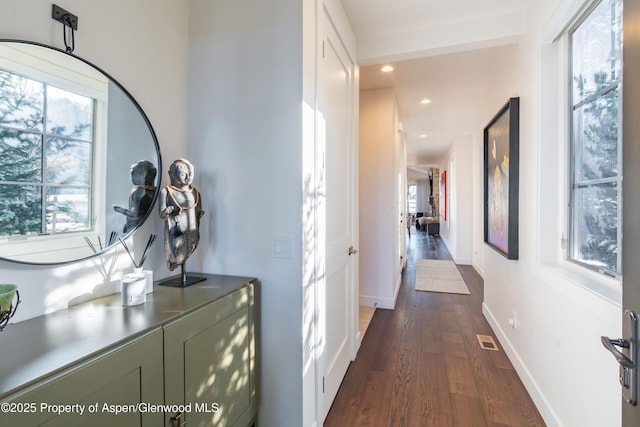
[[359, 274, 402, 310], [359, 294, 395, 309], [482, 303, 563, 427], [441, 235, 455, 260], [393, 274, 402, 306], [354, 329, 363, 357], [472, 260, 485, 279]]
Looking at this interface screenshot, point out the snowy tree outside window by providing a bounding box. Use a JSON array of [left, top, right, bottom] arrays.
[[0, 68, 93, 238], [569, 0, 622, 274]]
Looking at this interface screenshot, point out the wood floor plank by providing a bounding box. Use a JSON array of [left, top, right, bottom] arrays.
[[352, 370, 391, 426], [419, 309, 443, 354], [409, 392, 455, 427], [419, 351, 450, 393], [442, 331, 467, 359], [387, 346, 414, 426], [451, 394, 490, 427], [324, 231, 546, 427], [452, 298, 527, 425], [445, 354, 480, 397], [498, 368, 546, 426]]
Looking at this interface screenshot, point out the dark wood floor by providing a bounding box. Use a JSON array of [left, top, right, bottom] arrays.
[[324, 230, 546, 427]]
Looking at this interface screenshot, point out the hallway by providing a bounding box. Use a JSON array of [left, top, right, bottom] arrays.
[[325, 231, 546, 426]]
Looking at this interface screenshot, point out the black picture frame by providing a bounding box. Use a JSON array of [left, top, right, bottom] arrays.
[[483, 97, 519, 259]]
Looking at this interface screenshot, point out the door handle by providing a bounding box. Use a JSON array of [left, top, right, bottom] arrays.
[[601, 309, 638, 405], [348, 246, 358, 256], [601, 336, 634, 368]]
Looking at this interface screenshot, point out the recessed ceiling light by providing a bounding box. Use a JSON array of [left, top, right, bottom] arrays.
[[380, 65, 394, 73], [419, 134, 428, 138], [420, 99, 431, 105]]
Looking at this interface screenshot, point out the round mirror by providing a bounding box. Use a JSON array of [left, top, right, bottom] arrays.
[[0, 40, 161, 264]]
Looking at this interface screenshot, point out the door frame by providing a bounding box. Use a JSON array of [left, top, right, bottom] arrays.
[[301, 0, 359, 425]]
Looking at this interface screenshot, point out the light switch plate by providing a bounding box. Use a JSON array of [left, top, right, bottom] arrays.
[[272, 234, 293, 259]]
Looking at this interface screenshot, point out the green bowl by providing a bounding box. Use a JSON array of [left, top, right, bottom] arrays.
[[0, 284, 18, 312]]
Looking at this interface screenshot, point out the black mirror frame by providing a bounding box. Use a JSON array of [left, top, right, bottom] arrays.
[[0, 39, 162, 265]]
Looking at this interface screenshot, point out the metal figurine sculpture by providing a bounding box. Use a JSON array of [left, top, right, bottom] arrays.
[[159, 159, 205, 287], [113, 160, 157, 233]]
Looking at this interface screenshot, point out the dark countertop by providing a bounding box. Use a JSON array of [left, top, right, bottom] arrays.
[[0, 273, 257, 398]]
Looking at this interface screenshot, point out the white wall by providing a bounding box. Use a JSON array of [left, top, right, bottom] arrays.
[[359, 88, 403, 308], [439, 135, 473, 264], [472, 0, 622, 426], [187, 1, 305, 425], [0, 0, 188, 321]]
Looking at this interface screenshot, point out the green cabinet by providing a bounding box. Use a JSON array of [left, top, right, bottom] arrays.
[[164, 283, 257, 427], [1, 329, 164, 426], [0, 275, 258, 427]]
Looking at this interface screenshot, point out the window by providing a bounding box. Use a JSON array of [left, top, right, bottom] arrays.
[[568, 0, 622, 275], [407, 184, 416, 214], [0, 68, 94, 238]]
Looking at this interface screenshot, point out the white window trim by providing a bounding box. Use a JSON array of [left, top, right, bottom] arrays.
[[538, 0, 622, 305], [0, 43, 110, 261]]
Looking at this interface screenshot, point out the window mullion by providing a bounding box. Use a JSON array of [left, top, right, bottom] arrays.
[[41, 84, 47, 235], [574, 176, 620, 187], [572, 79, 620, 110]]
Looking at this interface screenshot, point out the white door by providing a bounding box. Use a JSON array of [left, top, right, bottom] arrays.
[[317, 8, 356, 422], [603, 0, 640, 424], [621, 0, 640, 424]]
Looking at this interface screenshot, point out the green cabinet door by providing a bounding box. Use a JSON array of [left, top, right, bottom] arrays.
[[164, 284, 257, 427], [1, 328, 164, 427]]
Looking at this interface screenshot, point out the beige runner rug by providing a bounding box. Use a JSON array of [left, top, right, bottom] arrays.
[[415, 259, 470, 294]]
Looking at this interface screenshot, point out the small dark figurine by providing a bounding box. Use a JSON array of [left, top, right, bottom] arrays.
[[114, 160, 157, 233], [159, 158, 204, 273]]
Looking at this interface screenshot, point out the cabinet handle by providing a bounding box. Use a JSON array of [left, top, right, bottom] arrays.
[[171, 411, 186, 427]]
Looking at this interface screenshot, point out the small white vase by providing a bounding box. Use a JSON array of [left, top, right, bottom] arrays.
[[133, 267, 154, 294], [121, 272, 146, 306], [144, 270, 154, 294]]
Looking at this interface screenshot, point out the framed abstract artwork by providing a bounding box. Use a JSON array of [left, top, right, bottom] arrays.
[[483, 97, 519, 259]]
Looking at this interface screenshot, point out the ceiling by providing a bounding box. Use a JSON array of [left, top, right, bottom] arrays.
[[340, 0, 526, 179]]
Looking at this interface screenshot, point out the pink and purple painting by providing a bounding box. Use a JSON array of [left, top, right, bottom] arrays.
[[486, 113, 510, 253], [484, 97, 519, 259]]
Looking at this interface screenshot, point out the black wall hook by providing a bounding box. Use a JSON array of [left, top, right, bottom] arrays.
[[52, 4, 78, 53]]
